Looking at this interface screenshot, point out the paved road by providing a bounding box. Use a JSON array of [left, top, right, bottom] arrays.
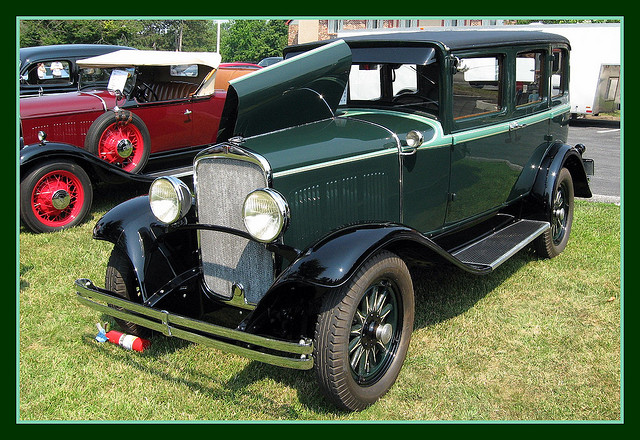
[[567, 119, 621, 204]]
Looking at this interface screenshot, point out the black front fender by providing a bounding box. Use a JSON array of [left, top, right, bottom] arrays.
[[243, 222, 489, 338], [271, 223, 489, 292], [20, 141, 155, 185], [93, 196, 199, 301], [92, 195, 160, 300]]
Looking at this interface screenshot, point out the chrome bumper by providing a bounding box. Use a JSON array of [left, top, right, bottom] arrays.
[[74, 278, 314, 370]]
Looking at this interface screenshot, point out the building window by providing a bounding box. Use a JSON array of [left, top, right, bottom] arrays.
[[445, 19, 465, 27], [366, 20, 382, 29], [328, 20, 342, 34], [397, 20, 417, 28]]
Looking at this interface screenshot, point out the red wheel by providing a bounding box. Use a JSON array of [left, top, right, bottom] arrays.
[[96, 122, 146, 172], [20, 161, 93, 233], [85, 111, 150, 174]]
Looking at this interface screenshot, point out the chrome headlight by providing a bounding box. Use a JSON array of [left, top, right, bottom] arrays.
[[242, 188, 289, 243], [149, 176, 192, 224], [406, 130, 424, 148]]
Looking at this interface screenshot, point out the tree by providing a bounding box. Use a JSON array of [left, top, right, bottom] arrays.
[[220, 20, 289, 63], [19, 20, 143, 47], [18, 19, 289, 63], [19, 19, 218, 51]]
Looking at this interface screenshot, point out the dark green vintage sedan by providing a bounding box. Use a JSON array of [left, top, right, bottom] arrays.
[[76, 30, 593, 411]]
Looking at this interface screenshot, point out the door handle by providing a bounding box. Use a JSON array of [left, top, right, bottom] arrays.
[[184, 109, 192, 116], [509, 121, 527, 131]]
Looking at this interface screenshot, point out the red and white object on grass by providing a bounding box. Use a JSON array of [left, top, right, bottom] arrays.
[[96, 323, 151, 352]]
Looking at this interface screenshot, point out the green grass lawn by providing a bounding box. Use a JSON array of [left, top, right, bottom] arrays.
[[18, 199, 621, 421]]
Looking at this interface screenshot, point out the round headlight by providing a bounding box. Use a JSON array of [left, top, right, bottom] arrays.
[[149, 176, 192, 224], [406, 130, 424, 148], [242, 188, 289, 243]]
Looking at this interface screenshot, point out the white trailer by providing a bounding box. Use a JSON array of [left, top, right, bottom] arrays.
[[513, 23, 621, 116]]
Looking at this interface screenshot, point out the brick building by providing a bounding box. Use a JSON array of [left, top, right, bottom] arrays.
[[287, 19, 508, 45]]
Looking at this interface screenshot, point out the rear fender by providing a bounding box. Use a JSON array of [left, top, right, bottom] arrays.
[[527, 142, 592, 220]]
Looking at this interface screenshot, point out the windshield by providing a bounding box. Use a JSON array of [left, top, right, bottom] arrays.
[[79, 67, 136, 93]]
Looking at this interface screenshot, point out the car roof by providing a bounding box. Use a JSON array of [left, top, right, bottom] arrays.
[[284, 29, 570, 55], [19, 44, 135, 66], [77, 49, 222, 69]]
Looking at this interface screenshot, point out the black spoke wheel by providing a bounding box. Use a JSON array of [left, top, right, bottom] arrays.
[[535, 167, 574, 259], [349, 279, 401, 386], [314, 251, 414, 411]]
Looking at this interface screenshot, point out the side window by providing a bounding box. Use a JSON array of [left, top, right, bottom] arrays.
[[452, 56, 502, 120], [392, 64, 418, 96], [347, 64, 382, 101], [23, 60, 71, 85], [551, 48, 567, 97], [342, 62, 438, 116], [516, 51, 545, 106]]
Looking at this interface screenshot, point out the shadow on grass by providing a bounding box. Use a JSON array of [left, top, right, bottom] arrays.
[[411, 248, 537, 331], [78, 217, 540, 417], [80, 331, 333, 419], [210, 248, 540, 416]]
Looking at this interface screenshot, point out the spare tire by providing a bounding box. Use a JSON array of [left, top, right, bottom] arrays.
[[85, 110, 151, 174]]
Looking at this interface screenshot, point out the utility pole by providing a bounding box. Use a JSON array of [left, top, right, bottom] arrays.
[[176, 20, 183, 51], [217, 20, 221, 54]]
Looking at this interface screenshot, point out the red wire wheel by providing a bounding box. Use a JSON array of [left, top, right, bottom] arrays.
[[96, 122, 145, 172], [21, 161, 93, 233], [85, 111, 150, 174]]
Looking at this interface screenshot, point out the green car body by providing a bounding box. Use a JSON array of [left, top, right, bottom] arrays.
[[76, 30, 593, 411]]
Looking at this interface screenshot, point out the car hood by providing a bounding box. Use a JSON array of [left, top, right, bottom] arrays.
[[217, 40, 352, 140], [19, 90, 116, 119]]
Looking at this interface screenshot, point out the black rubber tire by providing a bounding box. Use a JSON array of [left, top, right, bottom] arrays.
[[313, 251, 414, 411], [20, 160, 93, 233], [535, 167, 575, 259], [105, 247, 151, 338], [85, 110, 151, 174]]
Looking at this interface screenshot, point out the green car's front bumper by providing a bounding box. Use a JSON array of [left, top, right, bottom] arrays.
[[75, 278, 314, 370]]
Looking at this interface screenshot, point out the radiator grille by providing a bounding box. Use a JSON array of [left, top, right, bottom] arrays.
[[195, 155, 273, 304]]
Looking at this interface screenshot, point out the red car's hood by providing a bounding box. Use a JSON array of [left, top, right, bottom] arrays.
[[19, 90, 117, 119]]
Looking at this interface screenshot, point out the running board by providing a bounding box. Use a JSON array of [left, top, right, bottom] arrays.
[[451, 220, 549, 270]]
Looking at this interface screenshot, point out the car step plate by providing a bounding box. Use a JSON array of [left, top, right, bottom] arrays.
[[451, 219, 549, 270]]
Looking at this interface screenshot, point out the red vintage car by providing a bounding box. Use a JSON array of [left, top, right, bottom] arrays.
[[19, 50, 260, 233]]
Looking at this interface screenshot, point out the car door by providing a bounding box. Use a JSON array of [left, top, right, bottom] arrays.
[[188, 91, 226, 146], [133, 99, 194, 153], [445, 52, 513, 224], [445, 47, 557, 225]]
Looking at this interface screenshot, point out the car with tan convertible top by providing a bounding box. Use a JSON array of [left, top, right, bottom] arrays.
[[19, 50, 259, 233], [75, 30, 593, 411]]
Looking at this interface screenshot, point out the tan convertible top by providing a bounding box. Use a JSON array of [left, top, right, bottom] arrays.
[[77, 49, 221, 69]]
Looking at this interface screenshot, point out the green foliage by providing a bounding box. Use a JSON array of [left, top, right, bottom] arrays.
[[19, 19, 144, 47], [19, 19, 290, 63], [220, 19, 289, 63]]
